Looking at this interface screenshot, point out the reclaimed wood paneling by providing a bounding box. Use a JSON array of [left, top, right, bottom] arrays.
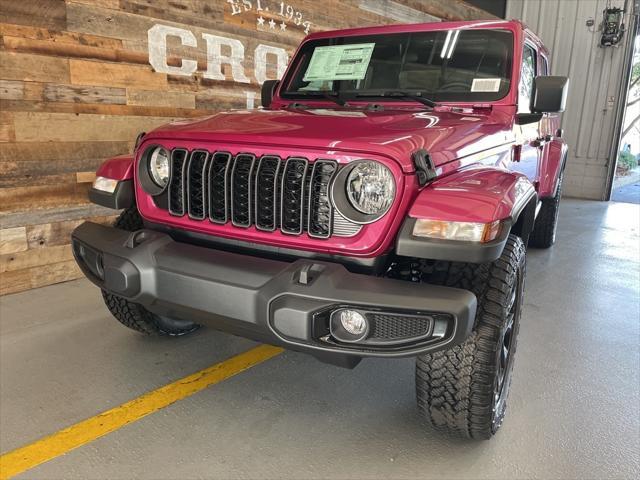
[[0, 0, 67, 30], [0, 141, 134, 177], [0, 0, 493, 294], [0, 99, 214, 118], [1, 205, 120, 228], [12, 112, 178, 142], [0, 227, 28, 255], [0, 111, 15, 143], [69, 59, 168, 89], [0, 183, 92, 211], [0, 260, 82, 296], [26, 216, 114, 249], [75, 171, 97, 183], [1, 244, 75, 273], [0, 23, 123, 49], [0, 51, 70, 83], [43, 84, 127, 105], [0, 80, 24, 100], [127, 89, 195, 109], [0, 173, 77, 189]]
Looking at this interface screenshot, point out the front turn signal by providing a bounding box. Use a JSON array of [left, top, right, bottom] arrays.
[[412, 219, 502, 243], [93, 176, 119, 194]]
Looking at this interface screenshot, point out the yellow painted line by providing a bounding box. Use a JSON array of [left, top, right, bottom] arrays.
[[0, 344, 283, 480]]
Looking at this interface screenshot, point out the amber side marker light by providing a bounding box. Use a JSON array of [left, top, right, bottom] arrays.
[[92, 176, 119, 194], [412, 219, 502, 243]]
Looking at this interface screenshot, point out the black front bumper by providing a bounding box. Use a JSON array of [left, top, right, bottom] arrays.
[[72, 222, 477, 362]]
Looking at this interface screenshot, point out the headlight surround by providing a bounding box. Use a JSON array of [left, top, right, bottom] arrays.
[[148, 147, 170, 187], [345, 161, 395, 216]]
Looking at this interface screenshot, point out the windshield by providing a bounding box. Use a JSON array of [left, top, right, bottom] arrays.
[[281, 29, 514, 103]]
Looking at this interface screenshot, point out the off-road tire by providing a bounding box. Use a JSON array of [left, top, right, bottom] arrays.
[[415, 235, 526, 439], [101, 207, 199, 336], [529, 171, 563, 248], [113, 205, 144, 231]]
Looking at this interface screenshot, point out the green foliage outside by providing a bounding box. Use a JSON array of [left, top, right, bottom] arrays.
[[632, 62, 640, 85], [617, 150, 638, 173], [632, 62, 640, 87], [622, 37, 640, 140]]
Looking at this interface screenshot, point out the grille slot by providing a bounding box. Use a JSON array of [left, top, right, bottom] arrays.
[[308, 160, 337, 238], [168, 149, 188, 216], [255, 156, 281, 231], [208, 152, 232, 224], [280, 158, 308, 235], [230, 153, 256, 227], [186, 150, 209, 220], [368, 313, 432, 340]]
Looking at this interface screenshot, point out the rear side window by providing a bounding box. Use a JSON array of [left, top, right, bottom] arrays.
[[519, 44, 537, 113]]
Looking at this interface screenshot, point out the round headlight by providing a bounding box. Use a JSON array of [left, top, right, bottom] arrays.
[[149, 147, 170, 187], [346, 161, 395, 216]]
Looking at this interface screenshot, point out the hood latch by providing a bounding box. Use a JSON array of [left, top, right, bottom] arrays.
[[412, 149, 437, 186]]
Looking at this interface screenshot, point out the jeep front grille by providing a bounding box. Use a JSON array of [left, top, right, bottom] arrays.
[[186, 150, 208, 220], [165, 149, 361, 238], [254, 155, 281, 231], [308, 160, 337, 239], [280, 158, 308, 235], [168, 149, 188, 216], [230, 153, 255, 227], [208, 152, 232, 224]]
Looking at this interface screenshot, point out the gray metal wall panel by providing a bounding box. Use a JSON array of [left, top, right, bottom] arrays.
[[507, 0, 633, 199]]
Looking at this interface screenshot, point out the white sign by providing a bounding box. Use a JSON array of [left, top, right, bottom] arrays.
[[303, 44, 375, 82], [147, 24, 290, 108], [227, 0, 313, 34], [471, 78, 501, 93]]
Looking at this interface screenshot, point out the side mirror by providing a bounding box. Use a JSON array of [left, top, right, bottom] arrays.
[[531, 76, 569, 113], [261, 80, 279, 108]]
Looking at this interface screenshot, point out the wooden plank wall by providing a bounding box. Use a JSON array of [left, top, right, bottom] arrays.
[[0, 0, 492, 295]]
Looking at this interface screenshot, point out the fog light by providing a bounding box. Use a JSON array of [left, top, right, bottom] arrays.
[[338, 310, 367, 335], [330, 308, 369, 343]]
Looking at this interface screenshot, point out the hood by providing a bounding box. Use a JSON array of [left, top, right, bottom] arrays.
[[146, 107, 513, 172]]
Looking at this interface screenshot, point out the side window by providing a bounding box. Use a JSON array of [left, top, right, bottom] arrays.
[[518, 44, 537, 113]]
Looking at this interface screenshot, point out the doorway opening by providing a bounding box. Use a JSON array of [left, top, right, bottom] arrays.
[[612, 26, 640, 203]]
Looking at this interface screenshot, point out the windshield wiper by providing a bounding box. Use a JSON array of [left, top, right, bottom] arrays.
[[356, 91, 438, 108]]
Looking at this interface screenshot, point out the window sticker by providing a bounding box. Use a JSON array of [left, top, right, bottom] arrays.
[[471, 78, 501, 92], [303, 43, 375, 82], [299, 80, 334, 91]]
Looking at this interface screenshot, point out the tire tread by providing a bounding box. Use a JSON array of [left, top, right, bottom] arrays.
[[530, 172, 563, 248], [101, 207, 196, 336], [416, 235, 526, 439]]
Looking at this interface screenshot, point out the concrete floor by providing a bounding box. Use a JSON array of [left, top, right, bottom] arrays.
[[1, 199, 639, 480], [611, 181, 640, 204]]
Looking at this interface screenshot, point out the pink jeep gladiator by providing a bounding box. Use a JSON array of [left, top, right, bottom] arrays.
[[73, 20, 569, 439]]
